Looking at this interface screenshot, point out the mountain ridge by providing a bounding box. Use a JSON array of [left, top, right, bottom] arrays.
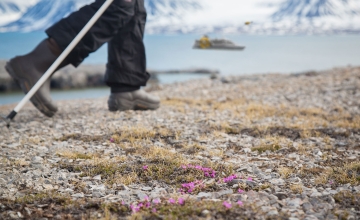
[[1, 0, 360, 34]]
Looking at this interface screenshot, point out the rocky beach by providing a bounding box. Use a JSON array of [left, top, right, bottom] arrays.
[[0, 66, 359, 219]]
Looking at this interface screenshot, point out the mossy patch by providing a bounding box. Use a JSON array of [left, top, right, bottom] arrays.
[[64, 156, 233, 188], [334, 191, 360, 211], [252, 144, 281, 153], [314, 161, 360, 186], [55, 133, 105, 142], [131, 199, 289, 220], [0, 193, 130, 219], [56, 126, 181, 146], [57, 151, 94, 160], [0, 195, 290, 220]]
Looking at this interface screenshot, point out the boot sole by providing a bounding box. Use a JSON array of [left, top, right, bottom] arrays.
[[108, 97, 160, 112], [5, 62, 57, 117]]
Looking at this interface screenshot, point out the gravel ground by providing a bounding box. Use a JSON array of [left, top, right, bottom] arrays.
[[0, 66, 359, 219]]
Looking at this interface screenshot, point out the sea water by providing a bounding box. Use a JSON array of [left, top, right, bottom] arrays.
[[1, 32, 360, 105]]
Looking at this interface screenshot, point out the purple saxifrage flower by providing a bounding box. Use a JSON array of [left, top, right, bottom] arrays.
[[223, 174, 237, 183], [178, 197, 185, 205], [237, 201, 244, 206], [238, 189, 245, 193], [223, 201, 232, 209], [168, 198, 176, 204], [153, 198, 161, 204]]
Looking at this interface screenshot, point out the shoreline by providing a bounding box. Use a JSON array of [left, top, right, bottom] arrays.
[[0, 60, 219, 93], [0, 66, 359, 219]]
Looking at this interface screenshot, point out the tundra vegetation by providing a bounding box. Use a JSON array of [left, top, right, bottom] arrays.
[[0, 67, 359, 219]]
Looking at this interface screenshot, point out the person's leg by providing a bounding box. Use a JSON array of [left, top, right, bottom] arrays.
[[5, 38, 65, 117], [105, 0, 148, 91], [6, 0, 137, 117], [46, 0, 138, 67], [106, 0, 160, 111]]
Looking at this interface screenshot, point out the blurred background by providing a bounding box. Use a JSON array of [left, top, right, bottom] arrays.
[[1, 0, 360, 105]]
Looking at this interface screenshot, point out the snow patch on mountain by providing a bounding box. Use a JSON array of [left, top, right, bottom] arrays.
[[0, 0, 360, 34], [0, 0, 39, 25], [267, 0, 360, 34]]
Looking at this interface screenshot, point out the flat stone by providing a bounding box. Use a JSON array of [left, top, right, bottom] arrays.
[[137, 193, 149, 201], [287, 198, 302, 208], [243, 148, 251, 153], [347, 156, 357, 160], [274, 192, 288, 200], [261, 206, 279, 216], [72, 193, 84, 198], [246, 181, 257, 187], [93, 175, 101, 180], [270, 178, 285, 186], [92, 191, 104, 198], [216, 189, 234, 197], [42, 184, 54, 191], [197, 192, 213, 199], [310, 192, 322, 197], [229, 179, 243, 184], [142, 187, 152, 191], [201, 210, 211, 217], [31, 156, 43, 163]]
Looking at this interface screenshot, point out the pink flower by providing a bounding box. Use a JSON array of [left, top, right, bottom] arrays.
[[223, 174, 237, 183], [110, 138, 114, 143], [329, 180, 334, 185], [238, 189, 245, 193], [121, 201, 125, 205], [247, 177, 253, 181], [178, 198, 185, 205], [168, 198, 176, 204], [144, 196, 149, 201], [223, 201, 232, 209], [152, 208, 157, 213], [143, 165, 148, 170], [145, 202, 151, 208], [180, 180, 205, 194], [181, 165, 216, 178], [237, 201, 244, 206], [153, 198, 161, 204], [130, 204, 140, 213]]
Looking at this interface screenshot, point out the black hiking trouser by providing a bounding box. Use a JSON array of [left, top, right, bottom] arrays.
[[46, 0, 149, 92]]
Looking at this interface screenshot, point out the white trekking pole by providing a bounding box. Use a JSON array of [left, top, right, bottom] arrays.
[[2, 0, 114, 128]]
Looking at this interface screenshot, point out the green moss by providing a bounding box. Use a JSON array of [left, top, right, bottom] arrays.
[[65, 158, 233, 188], [224, 126, 241, 135], [55, 133, 105, 142], [251, 144, 281, 153], [131, 199, 289, 220], [14, 192, 71, 205], [334, 191, 360, 211]]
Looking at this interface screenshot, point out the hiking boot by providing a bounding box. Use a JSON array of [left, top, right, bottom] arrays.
[[108, 89, 160, 111], [5, 38, 65, 117]]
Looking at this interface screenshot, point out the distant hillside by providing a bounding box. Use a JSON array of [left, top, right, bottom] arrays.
[[1, 0, 360, 34]]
